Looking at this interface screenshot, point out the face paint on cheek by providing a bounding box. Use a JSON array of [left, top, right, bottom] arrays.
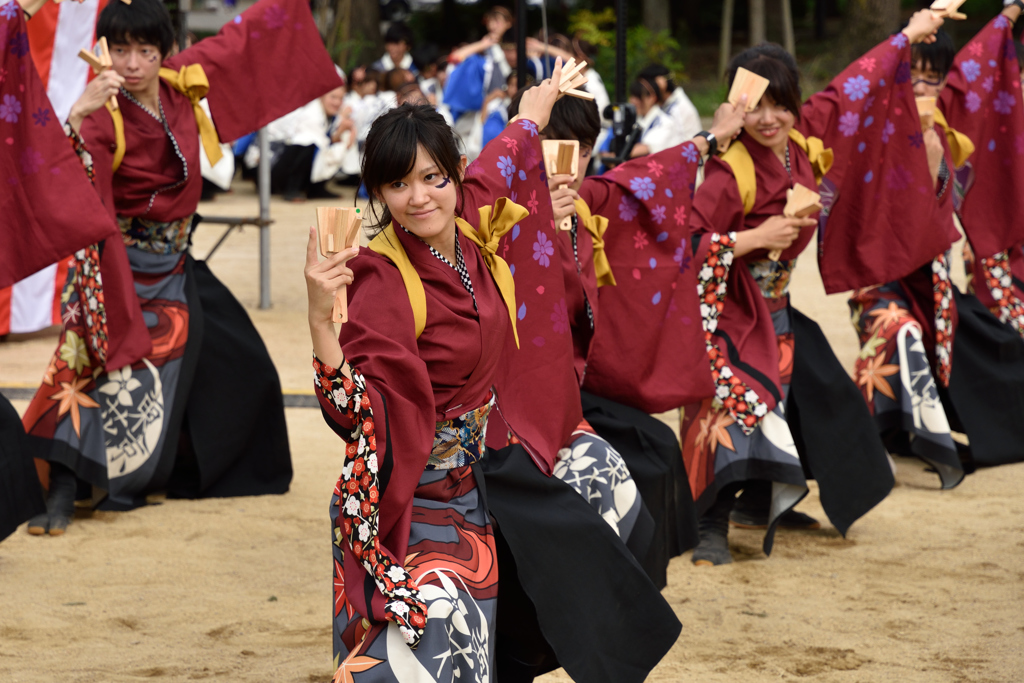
[[436, 176, 451, 189]]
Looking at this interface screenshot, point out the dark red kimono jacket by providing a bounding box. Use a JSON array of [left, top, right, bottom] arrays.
[[692, 33, 955, 412], [941, 13, 1024, 260], [318, 120, 581, 625], [78, 0, 342, 367], [580, 142, 716, 412]]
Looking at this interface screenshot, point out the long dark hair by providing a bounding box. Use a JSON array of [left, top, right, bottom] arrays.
[[361, 104, 465, 234], [727, 43, 802, 122], [97, 0, 175, 58]]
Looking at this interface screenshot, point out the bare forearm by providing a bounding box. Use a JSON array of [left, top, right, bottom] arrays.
[[309, 318, 350, 378], [732, 230, 764, 259]]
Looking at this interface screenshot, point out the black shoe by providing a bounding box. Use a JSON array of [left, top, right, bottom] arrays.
[[693, 492, 734, 566]]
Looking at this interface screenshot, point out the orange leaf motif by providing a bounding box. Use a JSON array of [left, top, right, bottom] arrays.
[[694, 407, 736, 455], [49, 376, 99, 437], [332, 652, 384, 683], [857, 354, 899, 402]]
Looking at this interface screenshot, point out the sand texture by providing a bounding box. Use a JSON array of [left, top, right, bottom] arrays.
[[1, 186, 1022, 682]]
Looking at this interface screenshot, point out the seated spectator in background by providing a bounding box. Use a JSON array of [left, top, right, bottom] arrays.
[[338, 65, 382, 177], [627, 75, 688, 157], [638, 63, 702, 139], [372, 22, 418, 75], [480, 70, 520, 149], [382, 67, 417, 106], [248, 83, 348, 201], [413, 43, 443, 105]]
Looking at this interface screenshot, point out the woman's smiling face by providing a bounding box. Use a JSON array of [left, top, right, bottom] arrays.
[[742, 93, 796, 153], [378, 143, 465, 244]]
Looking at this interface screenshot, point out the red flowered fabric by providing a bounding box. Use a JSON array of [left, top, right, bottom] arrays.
[[931, 255, 953, 386], [941, 13, 1024, 259], [976, 250, 1024, 339], [695, 232, 768, 435], [313, 354, 428, 648]]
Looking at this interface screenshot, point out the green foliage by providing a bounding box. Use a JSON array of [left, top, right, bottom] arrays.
[[568, 8, 687, 97]]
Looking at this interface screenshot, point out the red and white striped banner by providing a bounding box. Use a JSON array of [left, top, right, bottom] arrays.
[[0, 0, 108, 335]]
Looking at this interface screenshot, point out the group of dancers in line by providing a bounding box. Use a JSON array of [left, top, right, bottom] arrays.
[[3, 0, 1024, 679]]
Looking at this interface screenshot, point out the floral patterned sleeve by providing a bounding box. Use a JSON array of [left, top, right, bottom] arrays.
[[312, 354, 428, 647], [64, 123, 95, 182]]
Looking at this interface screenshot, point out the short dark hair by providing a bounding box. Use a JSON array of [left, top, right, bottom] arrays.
[[361, 104, 465, 233], [628, 76, 660, 102], [910, 29, 955, 79], [726, 43, 802, 122], [638, 64, 676, 96], [507, 85, 600, 149], [384, 22, 414, 47], [97, 0, 175, 58]]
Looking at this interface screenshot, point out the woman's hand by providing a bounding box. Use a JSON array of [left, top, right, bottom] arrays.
[[305, 228, 356, 372], [923, 127, 945, 188], [734, 215, 817, 257], [708, 95, 747, 144], [67, 70, 124, 133], [903, 9, 944, 44], [548, 173, 579, 225], [516, 58, 563, 132]]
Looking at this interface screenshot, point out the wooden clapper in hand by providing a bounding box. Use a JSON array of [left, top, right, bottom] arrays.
[[916, 96, 937, 130], [768, 184, 822, 261], [930, 0, 966, 20], [557, 58, 593, 101], [77, 37, 119, 111], [316, 207, 362, 323], [719, 67, 771, 154], [541, 140, 580, 231]]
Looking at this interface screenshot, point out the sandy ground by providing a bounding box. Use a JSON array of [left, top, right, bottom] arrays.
[[1, 184, 1022, 683]]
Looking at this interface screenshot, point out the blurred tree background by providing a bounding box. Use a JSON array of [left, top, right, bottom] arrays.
[[322, 0, 1009, 114]]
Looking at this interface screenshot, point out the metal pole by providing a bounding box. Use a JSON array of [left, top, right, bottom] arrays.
[[257, 128, 271, 309], [615, 0, 626, 103], [719, 0, 735, 80], [516, 0, 527, 89]]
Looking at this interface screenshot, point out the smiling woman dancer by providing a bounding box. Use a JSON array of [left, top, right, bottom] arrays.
[[307, 63, 679, 680], [20, 0, 342, 532], [684, 10, 949, 566]]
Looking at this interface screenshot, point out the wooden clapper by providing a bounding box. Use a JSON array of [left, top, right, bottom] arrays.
[[541, 139, 580, 231], [930, 0, 966, 20], [769, 183, 822, 261], [316, 206, 362, 323], [719, 67, 771, 154], [77, 37, 119, 111], [557, 58, 593, 101], [916, 96, 937, 131]]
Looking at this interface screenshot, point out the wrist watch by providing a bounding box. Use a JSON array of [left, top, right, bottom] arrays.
[[696, 130, 718, 157]]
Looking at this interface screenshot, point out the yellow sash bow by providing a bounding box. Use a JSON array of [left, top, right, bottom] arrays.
[[368, 225, 429, 338], [573, 199, 616, 287], [788, 129, 833, 184], [933, 109, 975, 170], [368, 198, 528, 346], [457, 197, 527, 348], [159, 64, 223, 165]]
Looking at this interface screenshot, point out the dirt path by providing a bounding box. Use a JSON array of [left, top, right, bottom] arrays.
[[1, 186, 1021, 683]]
